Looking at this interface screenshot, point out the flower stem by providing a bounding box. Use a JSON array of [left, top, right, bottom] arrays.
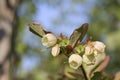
[[81, 65, 88, 80]]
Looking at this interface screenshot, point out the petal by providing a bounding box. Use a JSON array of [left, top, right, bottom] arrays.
[[51, 44, 60, 57], [41, 33, 57, 47], [69, 54, 82, 69], [94, 41, 106, 53], [83, 55, 96, 65]]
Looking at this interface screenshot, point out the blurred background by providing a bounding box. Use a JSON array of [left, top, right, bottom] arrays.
[[0, 0, 120, 80]]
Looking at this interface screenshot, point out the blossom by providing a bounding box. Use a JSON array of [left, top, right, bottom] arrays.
[[69, 54, 82, 69], [83, 41, 106, 65], [51, 44, 60, 57], [83, 44, 96, 65], [82, 54, 96, 65], [41, 33, 57, 47], [92, 41, 106, 53], [85, 46, 94, 55]]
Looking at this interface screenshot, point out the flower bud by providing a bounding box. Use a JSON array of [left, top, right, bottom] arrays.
[[51, 44, 60, 57], [93, 41, 106, 53], [41, 33, 57, 47], [69, 54, 82, 69]]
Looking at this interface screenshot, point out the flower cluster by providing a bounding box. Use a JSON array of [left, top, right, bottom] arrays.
[[82, 41, 105, 65], [41, 33, 60, 57], [41, 33, 106, 69]]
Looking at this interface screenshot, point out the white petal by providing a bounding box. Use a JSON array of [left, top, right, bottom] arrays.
[[85, 46, 94, 55], [83, 54, 96, 65], [69, 54, 82, 69], [51, 44, 60, 57], [94, 41, 106, 53], [41, 33, 57, 47]]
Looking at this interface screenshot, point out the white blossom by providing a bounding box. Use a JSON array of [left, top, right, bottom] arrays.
[[51, 44, 60, 57], [69, 54, 82, 69], [83, 54, 96, 65], [41, 33, 57, 47], [93, 41, 106, 53], [85, 46, 94, 55], [83, 41, 106, 65]]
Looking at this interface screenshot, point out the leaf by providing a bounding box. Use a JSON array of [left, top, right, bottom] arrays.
[[64, 65, 84, 79], [91, 72, 111, 80], [28, 22, 47, 37], [91, 72, 105, 80], [69, 23, 88, 48], [68, 72, 84, 79]]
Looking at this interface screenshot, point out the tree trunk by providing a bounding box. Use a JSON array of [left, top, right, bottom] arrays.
[[0, 0, 19, 80]]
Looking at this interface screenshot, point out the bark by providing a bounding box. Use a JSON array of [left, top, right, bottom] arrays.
[[0, 0, 20, 80]]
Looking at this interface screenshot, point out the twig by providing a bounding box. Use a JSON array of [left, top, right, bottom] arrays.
[[81, 65, 88, 80]]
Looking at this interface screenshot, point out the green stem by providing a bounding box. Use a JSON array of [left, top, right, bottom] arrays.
[[81, 65, 88, 80]]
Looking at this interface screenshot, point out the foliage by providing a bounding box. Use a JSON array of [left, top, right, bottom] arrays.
[[88, 0, 120, 75]]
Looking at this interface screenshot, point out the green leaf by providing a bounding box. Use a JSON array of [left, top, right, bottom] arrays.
[[91, 72, 107, 80], [91, 72, 103, 80], [69, 23, 88, 48], [28, 22, 47, 37]]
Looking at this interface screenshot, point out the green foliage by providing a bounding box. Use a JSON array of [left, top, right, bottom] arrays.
[[16, 43, 27, 53], [91, 72, 106, 80], [16, 0, 36, 54], [89, 0, 120, 75]]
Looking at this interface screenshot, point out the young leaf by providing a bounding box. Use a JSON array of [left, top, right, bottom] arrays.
[[69, 23, 88, 48], [28, 22, 47, 37]]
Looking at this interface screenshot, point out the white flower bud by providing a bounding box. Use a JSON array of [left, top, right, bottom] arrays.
[[93, 41, 106, 53], [41, 33, 57, 47], [83, 54, 96, 65], [69, 54, 82, 69], [51, 44, 60, 57]]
